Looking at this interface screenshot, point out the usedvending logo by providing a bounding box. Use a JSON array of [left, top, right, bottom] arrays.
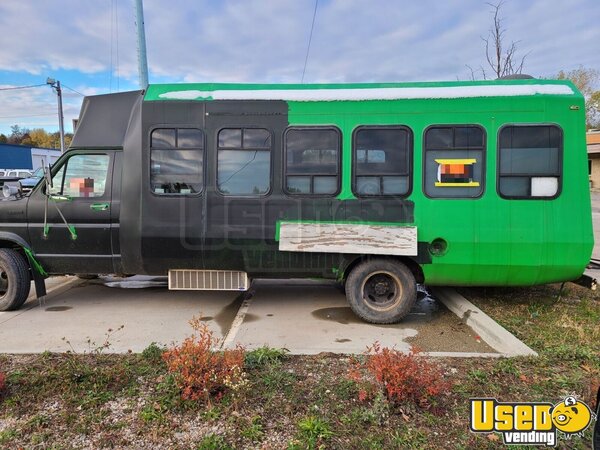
[[470, 396, 596, 446]]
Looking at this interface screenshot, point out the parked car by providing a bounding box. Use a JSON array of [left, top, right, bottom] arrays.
[[19, 167, 44, 194], [0, 169, 32, 188]]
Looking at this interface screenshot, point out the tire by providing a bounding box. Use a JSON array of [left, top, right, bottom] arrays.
[[0, 249, 31, 311], [345, 258, 417, 324]]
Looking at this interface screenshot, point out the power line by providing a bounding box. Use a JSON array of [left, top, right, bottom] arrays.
[[62, 84, 85, 96], [0, 113, 55, 119], [301, 0, 319, 83], [0, 84, 46, 92]]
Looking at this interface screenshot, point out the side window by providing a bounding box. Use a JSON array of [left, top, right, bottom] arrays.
[[151, 128, 204, 195], [498, 125, 562, 199], [284, 127, 341, 195], [353, 126, 412, 196], [217, 128, 271, 195], [424, 125, 485, 198], [49, 154, 110, 198]]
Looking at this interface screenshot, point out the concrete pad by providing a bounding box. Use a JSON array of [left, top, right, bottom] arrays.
[[0, 277, 507, 357], [0, 276, 241, 353], [225, 280, 496, 355], [431, 287, 537, 357]]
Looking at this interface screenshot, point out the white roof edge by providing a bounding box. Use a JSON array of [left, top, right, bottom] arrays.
[[157, 84, 575, 101]]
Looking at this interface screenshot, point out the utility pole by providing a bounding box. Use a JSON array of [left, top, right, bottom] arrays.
[[133, 0, 149, 89], [46, 78, 66, 153]]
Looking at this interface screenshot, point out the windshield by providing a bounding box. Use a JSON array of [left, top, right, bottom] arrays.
[[32, 168, 44, 177]]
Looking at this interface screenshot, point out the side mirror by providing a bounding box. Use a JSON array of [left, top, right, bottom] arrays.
[[43, 160, 53, 190]]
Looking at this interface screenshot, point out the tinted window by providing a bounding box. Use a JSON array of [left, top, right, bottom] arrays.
[[353, 127, 411, 196], [151, 128, 176, 148], [150, 128, 204, 195], [498, 125, 562, 198], [423, 125, 485, 198], [244, 128, 271, 148], [218, 129, 242, 148], [285, 128, 340, 195], [217, 128, 271, 195], [177, 128, 203, 148]]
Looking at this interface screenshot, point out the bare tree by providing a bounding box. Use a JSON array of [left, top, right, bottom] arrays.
[[478, 1, 529, 79], [557, 67, 600, 128]]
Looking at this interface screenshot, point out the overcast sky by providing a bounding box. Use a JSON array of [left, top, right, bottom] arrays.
[[0, 0, 598, 136]]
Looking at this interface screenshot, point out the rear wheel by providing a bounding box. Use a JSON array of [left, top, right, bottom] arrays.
[[345, 259, 417, 324], [0, 249, 31, 311]]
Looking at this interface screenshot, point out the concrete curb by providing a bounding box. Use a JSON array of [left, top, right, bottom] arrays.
[[430, 287, 538, 357]]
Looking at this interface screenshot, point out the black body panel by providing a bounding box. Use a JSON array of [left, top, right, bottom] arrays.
[[0, 91, 425, 278], [118, 98, 420, 277]]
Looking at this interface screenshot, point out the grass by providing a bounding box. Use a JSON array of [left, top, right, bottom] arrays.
[[0, 283, 597, 448], [292, 416, 334, 449], [244, 346, 288, 369]]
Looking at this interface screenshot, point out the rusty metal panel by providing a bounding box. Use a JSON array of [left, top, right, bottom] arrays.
[[278, 222, 417, 256]]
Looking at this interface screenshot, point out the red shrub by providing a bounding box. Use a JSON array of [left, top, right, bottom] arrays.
[[350, 343, 449, 407], [0, 372, 6, 393], [162, 317, 246, 402]]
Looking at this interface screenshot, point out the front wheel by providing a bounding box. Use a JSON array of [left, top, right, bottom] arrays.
[[345, 259, 417, 324], [0, 249, 31, 311]]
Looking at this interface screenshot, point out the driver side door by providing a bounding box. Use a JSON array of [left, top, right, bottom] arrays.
[[26, 151, 115, 274]]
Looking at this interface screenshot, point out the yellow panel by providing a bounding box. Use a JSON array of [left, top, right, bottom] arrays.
[[434, 181, 480, 187], [435, 158, 477, 164]]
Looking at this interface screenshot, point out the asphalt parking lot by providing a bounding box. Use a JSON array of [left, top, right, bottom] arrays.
[[0, 276, 504, 356]]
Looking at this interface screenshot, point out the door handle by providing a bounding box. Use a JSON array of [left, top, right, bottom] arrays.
[[90, 202, 109, 211]]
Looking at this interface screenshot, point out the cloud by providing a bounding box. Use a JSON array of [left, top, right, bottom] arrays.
[[0, 84, 101, 134], [1, 0, 598, 83], [0, 0, 599, 133]]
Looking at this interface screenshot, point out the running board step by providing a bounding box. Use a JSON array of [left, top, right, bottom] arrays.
[[168, 270, 249, 291]]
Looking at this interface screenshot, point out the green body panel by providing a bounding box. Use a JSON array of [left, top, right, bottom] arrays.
[[145, 80, 593, 286]]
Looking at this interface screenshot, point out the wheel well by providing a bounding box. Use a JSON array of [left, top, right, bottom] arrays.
[[0, 240, 32, 272], [0, 239, 24, 251], [342, 255, 424, 284]]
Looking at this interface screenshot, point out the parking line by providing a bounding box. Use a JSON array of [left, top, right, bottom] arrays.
[[220, 294, 253, 350]]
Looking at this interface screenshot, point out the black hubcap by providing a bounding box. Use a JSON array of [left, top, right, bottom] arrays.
[[363, 272, 400, 308]]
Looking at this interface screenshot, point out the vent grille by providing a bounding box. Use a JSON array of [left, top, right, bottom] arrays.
[[168, 270, 249, 291]]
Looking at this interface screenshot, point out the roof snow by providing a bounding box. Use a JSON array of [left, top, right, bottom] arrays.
[[157, 84, 574, 102]]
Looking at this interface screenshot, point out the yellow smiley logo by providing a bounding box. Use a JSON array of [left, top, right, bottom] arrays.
[[551, 396, 592, 434]]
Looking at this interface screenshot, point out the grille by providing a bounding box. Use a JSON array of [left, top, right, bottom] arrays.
[[168, 270, 249, 291]]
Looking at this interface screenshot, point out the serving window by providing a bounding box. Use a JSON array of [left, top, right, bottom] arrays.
[[150, 128, 204, 195]]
